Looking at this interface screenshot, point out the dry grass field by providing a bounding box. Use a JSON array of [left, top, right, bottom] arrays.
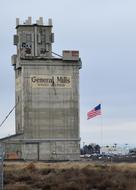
[[4, 161, 136, 190]]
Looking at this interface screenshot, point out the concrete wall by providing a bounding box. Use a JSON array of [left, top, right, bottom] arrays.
[[22, 141, 80, 161], [14, 59, 81, 160], [9, 18, 82, 161], [21, 60, 79, 139], [3, 140, 80, 161]]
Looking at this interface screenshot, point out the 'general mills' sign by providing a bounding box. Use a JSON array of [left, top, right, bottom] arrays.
[[30, 75, 72, 88]]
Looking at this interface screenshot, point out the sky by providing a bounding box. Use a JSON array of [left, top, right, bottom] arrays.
[[0, 0, 136, 147]]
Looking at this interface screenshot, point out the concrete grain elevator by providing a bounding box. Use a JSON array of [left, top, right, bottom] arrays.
[[2, 17, 82, 160]]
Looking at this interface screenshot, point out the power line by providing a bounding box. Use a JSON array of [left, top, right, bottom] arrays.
[[52, 51, 62, 58], [0, 102, 18, 128]]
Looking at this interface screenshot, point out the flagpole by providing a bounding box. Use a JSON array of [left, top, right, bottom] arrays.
[[100, 102, 103, 147], [100, 112, 103, 147]]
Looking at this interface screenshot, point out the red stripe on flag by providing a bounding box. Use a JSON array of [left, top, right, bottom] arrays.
[[87, 109, 101, 120]]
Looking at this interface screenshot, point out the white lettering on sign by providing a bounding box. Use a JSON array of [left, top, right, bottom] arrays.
[[30, 75, 72, 88]]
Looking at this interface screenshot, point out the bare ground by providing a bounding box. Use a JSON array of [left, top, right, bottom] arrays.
[[4, 161, 136, 190]]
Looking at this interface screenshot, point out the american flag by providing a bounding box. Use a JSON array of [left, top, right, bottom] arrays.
[[87, 104, 101, 120]]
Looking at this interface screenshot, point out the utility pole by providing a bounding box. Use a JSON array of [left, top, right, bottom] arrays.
[[0, 144, 4, 190]]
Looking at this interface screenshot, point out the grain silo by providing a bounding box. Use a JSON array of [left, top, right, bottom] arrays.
[[1, 17, 82, 161]]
